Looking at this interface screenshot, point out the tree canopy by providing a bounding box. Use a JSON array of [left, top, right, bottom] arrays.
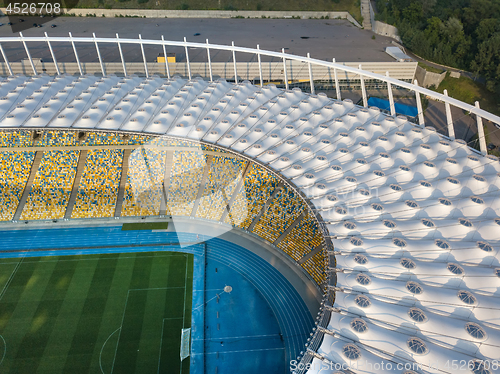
[[376, 0, 500, 93]]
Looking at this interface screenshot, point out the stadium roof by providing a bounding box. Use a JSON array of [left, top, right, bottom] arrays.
[[1, 70, 500, 373]]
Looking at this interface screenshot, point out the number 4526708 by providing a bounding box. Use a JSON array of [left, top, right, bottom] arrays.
[[6, 3, 61, 14]]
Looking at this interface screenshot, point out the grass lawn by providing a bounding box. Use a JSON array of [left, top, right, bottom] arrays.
[[122, 222, 169, 231], [0, 251, 193, 374], [67, 0, 362, 23], [430, 73, 500, 117], [418, 62, 444, 74]]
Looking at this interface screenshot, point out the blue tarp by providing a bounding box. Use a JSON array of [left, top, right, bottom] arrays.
[[368, 97, 418, 117]]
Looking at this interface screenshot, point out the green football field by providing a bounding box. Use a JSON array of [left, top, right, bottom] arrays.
[[0, 252, 193, 374]]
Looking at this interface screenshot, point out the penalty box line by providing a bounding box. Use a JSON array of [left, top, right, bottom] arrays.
[[157, 254, 190, 374], [112, 254, 190, 374]]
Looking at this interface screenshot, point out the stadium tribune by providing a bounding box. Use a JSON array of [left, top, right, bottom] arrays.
[[0, 36, 499, 374]]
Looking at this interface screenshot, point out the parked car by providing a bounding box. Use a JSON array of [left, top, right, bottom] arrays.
[[51, 24, 57, 28], [487, 143, 497, 151]]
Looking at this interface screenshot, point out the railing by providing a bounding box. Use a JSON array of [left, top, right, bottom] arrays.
[[0, 34, 499, 155]]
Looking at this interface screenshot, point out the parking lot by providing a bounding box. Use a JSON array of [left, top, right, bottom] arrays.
[[0, 17, 396, 63]]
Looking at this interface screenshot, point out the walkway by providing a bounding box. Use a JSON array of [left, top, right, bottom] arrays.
[[361, 0, 372, 29]]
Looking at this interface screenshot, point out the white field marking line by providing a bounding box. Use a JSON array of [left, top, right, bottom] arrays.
[[216, 245, 311, 341], [192, 293, 218, 311], [0, 259, 23, 302], [128, 287, 185, 291], [156, 319, 165, 374], [99, 327, 121, 374], [207, 249, 306, 360], [0, 253, 190, 265], [191, 347, 285, 356], [110, 289, 130, 374], [223, 253, 307, 359], [0, 334, 6, 367], [180, 254, 188, 374], [157, 255, 189, 374], [193, 333, 281, 341], [0, 237, 39, 367]]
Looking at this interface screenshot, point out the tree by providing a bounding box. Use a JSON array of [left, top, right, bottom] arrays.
[[471, 33, 500, 93], [476, 18, 500, 43], [424, 16, 442, 46], [402, 1, 423, 24]]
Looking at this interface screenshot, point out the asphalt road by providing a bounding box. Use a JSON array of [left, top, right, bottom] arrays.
[[0, 17, 396, 63]]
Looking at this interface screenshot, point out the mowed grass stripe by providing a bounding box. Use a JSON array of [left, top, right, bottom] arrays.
[[134, 253, 174, 373], [159, 313, 185, 374], [0, 258, 56, 374], [62, 254, 120, 374], [0, 259, 40, 334], [111, 254, 157, 373], [180, 254, 193, 374], [89, 253, 138, 373], [89, 253, 188, 373], [0, 260, 22, 300], [159, 255, 194, 374], [184, 255, 194, 328], [138, 255, 191, 373], [0, 252, 195, 374], [36, 257, 100, 374], [134, 289, 169, 373], [11, 259, 78, 373]]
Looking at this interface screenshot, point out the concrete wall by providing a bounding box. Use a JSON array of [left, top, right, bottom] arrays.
[[0, 60, 417, 82], [368, 2, 401, 41], [415, 65, 446, 88], [0, 8, 362, 27], [372, 20, 401, 41]]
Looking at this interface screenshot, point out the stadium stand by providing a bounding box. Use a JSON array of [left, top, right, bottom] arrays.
[[20, 150, 79, 220], [71, 149, 123, 218], [0, 131, 33, 147], [81, 132, 150, 146], [195, 156, 247, 221], [253, 185, 305, 243], [121, 147, 166, 217], [0, 151, 35, 220], [225, 163, 280, 229], [0, 128, 326, 286], [167, 151, 207, 216], [301, 250, 327, 285], [37, 131, 78, 146], [277, 213, 324, 261]]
